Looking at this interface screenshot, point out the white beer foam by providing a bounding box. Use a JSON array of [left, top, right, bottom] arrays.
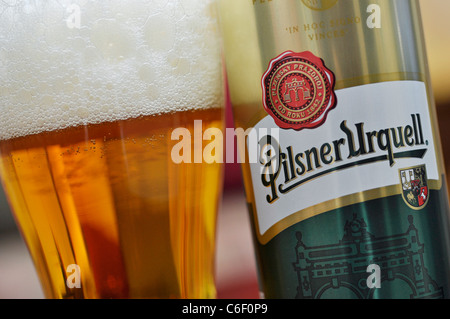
[[0, 0, 223, 140]]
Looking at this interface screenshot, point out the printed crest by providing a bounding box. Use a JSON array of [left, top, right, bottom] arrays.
[[399, 165, 429, 209], [261, 51, 337, 131]]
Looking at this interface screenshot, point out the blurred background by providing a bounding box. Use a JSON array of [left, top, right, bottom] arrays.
[[1, 0, 449, 299]]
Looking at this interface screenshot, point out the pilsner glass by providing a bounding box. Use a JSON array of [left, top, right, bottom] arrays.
[[0, 0, 225, 299]]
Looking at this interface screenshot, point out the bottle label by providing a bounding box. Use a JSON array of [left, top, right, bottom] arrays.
[[248, 79, 440, 244]]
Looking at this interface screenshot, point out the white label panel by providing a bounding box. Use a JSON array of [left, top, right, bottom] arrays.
[[248, 81, 438, 237]]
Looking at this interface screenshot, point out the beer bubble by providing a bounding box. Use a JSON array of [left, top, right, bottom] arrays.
[[172, 58, 191, 75], [138, 64, 157, 83], [40, 95, 55, 106], [71, 37, 86, 51], [83, 45, 102, 64], [21, 4, 34, 15], [15, 89, 33, 104], [146, 85, 160, 99], [77, 0, 89, 6], [90, 19, 136, 61], [152, 0, 170, 10], [172, 3, 186, 22], [72, 76, 80, 85], [41, 5, 65, 26], [182, 0, 202, 17], [114, 1, 150, 24], [76, 107, 90, 119], [2, 0, 21, 6], [143, 14, 176, 52], [0, 87, 8, 97]]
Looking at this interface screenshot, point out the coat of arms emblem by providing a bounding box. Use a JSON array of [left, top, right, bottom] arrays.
[[399, 165, 429, 209]]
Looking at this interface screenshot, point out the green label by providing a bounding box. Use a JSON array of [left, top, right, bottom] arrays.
[[254, 185, 450, 299]]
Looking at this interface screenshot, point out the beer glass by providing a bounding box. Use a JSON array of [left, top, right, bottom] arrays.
[[0, 0, 224, 299]]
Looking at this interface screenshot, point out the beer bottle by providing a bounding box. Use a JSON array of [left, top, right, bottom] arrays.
[[219, 0, 450, 299]]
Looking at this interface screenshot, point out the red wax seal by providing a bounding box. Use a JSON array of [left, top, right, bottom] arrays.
[[261, 51, 337, 130]]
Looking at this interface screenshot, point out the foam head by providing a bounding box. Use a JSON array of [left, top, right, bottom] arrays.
[[0, 0, 224, 140]]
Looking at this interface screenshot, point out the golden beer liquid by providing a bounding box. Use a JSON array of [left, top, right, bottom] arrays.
[[0, 108, 222, 299]]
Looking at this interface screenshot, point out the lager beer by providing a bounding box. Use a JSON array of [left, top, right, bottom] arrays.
[[0, 0, 224, 299], [219, 0, 450, 298]]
